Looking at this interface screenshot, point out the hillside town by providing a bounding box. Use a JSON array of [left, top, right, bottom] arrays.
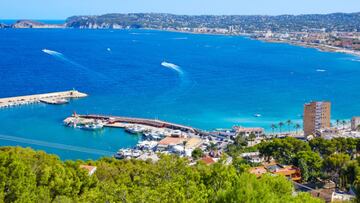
[[253, 31, 360, 56], [2, 12, 360, 56], [61, 100, 360, 202]]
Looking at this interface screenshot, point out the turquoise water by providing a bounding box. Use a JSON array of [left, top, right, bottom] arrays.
[[0, 29, 360, 160]]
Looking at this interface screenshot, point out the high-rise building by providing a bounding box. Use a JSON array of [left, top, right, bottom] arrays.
[[303, 101, 331, 136]]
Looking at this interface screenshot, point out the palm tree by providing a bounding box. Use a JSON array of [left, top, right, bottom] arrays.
[[278, 122, 284, 133], [271, 124, 277, 136], [336, 119, 340, 128], [183, 140, 188, 154], [341, 120, 347, 129], [294, 123, 301, 135], [207, 142, 217, 151], [286, 120, 292, 133]]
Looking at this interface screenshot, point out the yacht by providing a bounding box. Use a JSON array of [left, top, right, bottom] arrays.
[[81, 123, 104, 131], [125, 125, 144, 134]]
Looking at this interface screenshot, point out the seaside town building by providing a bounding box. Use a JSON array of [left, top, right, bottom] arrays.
[[315, 128, 339, 138], [303, 101, 331, 136], [351, 117, 360, 131], [249, 162, 301, 182], [241, 152, 264, 164], [79, 165, 97, 176], [157, 137, 187, 151], [200, 156, 216, 165], [233, 126, 264, 137]]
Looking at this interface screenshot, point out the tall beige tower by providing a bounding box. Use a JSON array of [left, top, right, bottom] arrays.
[[303, 101, 331, 136]]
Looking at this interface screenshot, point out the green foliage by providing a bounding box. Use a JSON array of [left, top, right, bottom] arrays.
[[294, 151, 323, 181], [257, 136, 360, 195], [216, 173, 322, 203], [226, 133, 254, 157], [191, 148, 204, 160], [234, 133, 248, 146], [298, 158, 309, 182], [324, 153, 351, 186], [0, 146, 322, 203], [258, 137, 310, 164], [308, 137, 359, 157]]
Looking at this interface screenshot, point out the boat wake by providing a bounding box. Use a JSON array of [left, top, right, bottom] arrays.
[[42, 48, 111, 81], [130, 32, 152, 35], [161, 61, 183, 75], [0, 134, 114, 155], [42, 49, 87, 68], [172, 37, 188, 40], [151, 61, 196, 105], [316, 69, 326, 72], [42, 49, 63, 56]]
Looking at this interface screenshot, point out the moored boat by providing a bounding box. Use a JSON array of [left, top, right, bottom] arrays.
[[81, 123, 104, 131], [125, 125, 144, 134]]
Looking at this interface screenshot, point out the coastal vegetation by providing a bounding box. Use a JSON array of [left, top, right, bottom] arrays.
[[0, 146, 321, 202], [257, 137, 360, 190]]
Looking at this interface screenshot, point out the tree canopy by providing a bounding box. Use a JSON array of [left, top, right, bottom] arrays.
[[0, 146, 321, 203]]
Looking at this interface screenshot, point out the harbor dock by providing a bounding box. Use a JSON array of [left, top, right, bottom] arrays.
[[63, 113, 236, 160], [0, 90, 87, 108], [65, 114, 199, 134]]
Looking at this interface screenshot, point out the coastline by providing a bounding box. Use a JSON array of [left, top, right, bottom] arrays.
[[258, 38, 360, 57], [155, 28, 360, 57], [2, 23, 359, 57], [140, 28, 360, 57], [131, 28, 360, 58]]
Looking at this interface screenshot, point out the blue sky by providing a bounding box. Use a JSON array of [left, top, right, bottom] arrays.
[[1, 0, 360, 19]]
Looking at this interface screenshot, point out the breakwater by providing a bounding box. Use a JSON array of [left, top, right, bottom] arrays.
[[67, 114, 201, 134], [0, 90, 87, 108]]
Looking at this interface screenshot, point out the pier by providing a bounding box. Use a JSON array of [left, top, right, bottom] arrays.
[[0, 90, 87, 108], [66, 114, 201, 134]]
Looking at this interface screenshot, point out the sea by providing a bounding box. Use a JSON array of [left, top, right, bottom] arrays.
[[0, 28, 360, 160]]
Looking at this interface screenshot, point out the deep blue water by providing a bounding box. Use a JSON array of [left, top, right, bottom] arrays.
[[0, 29, 360, 160]]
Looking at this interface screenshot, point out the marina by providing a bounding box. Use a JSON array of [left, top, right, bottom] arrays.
[[1, 29, 360, 161], [63, 113, 199, 136], [66, 114, 200, 134], [63, 113, 235, 160], [0, 90, 87, 108]]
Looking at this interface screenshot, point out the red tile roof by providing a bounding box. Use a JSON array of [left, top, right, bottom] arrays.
[[201, 156, 216, 165]]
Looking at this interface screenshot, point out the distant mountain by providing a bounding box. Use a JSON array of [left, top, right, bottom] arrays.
[[65, 12, 360, 32]]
